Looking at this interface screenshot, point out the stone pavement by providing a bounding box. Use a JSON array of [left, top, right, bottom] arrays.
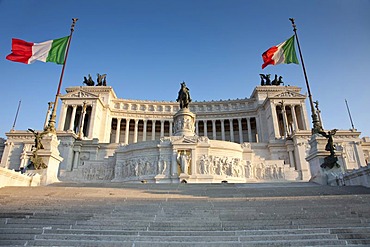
[[1, 182, 370, 246]]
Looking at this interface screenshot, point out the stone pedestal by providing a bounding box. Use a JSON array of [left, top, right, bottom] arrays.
[[179, 173, 190, 183], [35, 133, 63, 185], [173, 109, 196, 136], [306, 134, 344, 185]]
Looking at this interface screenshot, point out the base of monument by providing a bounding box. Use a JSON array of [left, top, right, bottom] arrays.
[[309, 166, 344, 186], [154, 174, 173, 183]]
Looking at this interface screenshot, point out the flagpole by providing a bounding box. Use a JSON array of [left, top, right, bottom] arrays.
[[345, 99, 355, 130], [289, 18, 322, 134], [11, 100, 21, 131], [45, 18, 78, 133]]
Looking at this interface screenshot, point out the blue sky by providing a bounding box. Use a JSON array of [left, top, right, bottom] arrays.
[[0, 0, 369, 138]]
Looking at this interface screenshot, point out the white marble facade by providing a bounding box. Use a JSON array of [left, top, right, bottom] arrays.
[[1, 84, 369, 183]]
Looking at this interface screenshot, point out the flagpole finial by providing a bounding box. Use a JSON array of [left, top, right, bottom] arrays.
[[289, 18, 297, 31], [71, 18, 78, 32]]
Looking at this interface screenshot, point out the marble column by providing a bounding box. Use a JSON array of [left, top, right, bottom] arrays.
[[143, 120, 147, 141], [160, 120, 165, 138], [69, 105, 77, 132], [77, 102, 87, 139], [229, 119, 234, 142], [133, 119, 139, 143], [151, 120, 156, 140], [115, 118, 121, 143], [300, 104, 309, 130], [271, 102, 279, 138], [238, 118, 243, 143], [195, 121, 199, 135], [221, 119, 225, 141], [124, 119, 130, 144], [290, 105, 298, 132], [203, 120, 207, 137], [281, 105, 288, 137], [88, 103, 96, 139], [255, 116, 261, 143], [57, 102, 67, 131], [169, 121, 173, 137], [247, 117, 252, 142], [212, 120, 216, 140]]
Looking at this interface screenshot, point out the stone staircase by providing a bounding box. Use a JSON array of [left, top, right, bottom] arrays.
[[1, 182, 370, 246]]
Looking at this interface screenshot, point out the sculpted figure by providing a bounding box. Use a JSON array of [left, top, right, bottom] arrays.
[[319, 129, 338, 156], [259, 74, 271, 86], [28, 128, 46, 150], [96, 73, 107, 86], [319, 129, 340, 169], [176, 82, 192, 109], [161, 159, 167, 175], [83, 74, 95, 86], [177, 150, 190, 174], [271, 74, 284, 86]]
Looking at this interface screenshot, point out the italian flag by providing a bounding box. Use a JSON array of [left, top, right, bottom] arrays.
[[6, 36, 70, 65], [262, 35, 299, 69]]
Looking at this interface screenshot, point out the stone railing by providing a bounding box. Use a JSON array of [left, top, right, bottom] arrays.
[[0, 167, 40, 188], [342, 165, 370, 187]]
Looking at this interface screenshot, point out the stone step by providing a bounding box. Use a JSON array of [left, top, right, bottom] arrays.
[[1, 182, 370, 246], [38, 228, 331, 236], [33, 233, 339, 242], [2, 229, 370, 247], [0, 240, 28, 246], [23, 239, 350, 247]]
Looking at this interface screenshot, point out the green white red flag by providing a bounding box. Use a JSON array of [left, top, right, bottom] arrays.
[[6, 36, 70, 65], [262, 35, 299, 69]]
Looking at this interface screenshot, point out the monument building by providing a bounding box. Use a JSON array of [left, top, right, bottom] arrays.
[[0, 80, 369, 185]]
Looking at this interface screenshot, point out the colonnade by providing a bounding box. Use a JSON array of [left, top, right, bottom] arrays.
[[58, 103, 92, 138], [57, 101, 308, 143], [110, 117, 259, 144], [274, 103, 307, 138]]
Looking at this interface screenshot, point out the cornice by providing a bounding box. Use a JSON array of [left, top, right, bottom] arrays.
[[65, 86, 118, 99]]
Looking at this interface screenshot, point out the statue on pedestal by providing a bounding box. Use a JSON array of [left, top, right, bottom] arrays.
[[260, 74, 283, 86], [27, 128, 47, 169], [319, 129, 339, 169], [28, 128, 46, 151], [176, 82, 191, 109], [177, 150, 191, 174]]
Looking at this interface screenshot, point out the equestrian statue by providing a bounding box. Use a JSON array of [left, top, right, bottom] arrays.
[[176, 82, 192, 109]]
